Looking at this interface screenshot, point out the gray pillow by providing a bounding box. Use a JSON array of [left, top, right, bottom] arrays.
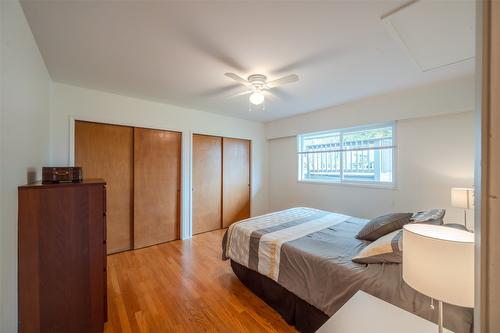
[[356, 213, 412, 241], [352, 223, 467, 265], [353, 229, 402, 264], [411, 209, 446, 225]]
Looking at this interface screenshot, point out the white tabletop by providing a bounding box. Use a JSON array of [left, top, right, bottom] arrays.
[[316, 291, 453, 333]]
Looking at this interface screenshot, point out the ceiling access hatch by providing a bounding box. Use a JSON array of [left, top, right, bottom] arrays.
[[382, 0, 475, 72]]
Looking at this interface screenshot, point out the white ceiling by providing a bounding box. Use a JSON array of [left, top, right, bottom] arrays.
[[21, 0, 475, 123], [382, 0, 475, 72]]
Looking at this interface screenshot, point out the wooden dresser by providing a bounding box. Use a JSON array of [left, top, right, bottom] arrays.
[[18, 179, 107, 333]]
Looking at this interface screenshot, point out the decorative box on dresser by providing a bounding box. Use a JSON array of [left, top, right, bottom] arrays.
[[18, 179, 107, 333]]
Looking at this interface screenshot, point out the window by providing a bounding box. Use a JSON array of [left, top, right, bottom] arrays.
[[297, 123, 396, 186]]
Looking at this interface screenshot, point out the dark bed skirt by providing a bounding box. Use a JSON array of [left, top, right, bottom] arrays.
[[230, 260, 329, 333]]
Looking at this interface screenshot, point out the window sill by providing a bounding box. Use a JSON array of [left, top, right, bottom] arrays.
[[297, 179, 398, 190]]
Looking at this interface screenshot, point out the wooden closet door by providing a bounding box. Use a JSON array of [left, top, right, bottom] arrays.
[[75, 121, 133, 254], [222, 138, 251, 228], [134, 128, 181, 249], [192, 134, 222, 234]]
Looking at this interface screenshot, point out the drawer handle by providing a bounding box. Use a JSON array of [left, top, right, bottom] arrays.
[[55, 171, 70, 176]]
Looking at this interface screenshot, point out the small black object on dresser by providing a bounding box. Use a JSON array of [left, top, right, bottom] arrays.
[[42, 166, 83, 183]]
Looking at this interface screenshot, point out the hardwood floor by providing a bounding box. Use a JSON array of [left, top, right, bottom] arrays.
[[104, 229, 298, 333]]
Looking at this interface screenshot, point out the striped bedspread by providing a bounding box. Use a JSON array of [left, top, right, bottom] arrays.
[[222, 207, 473, 333], [224, 207, 350, 281]]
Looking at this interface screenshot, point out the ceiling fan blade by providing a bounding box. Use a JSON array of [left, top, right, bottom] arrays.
[[266, 74, 299, 88], [200, 84, 241, 98], [224, 73, 250, 86], [267, 88, 293, 101], [228, 90, 252, 98]]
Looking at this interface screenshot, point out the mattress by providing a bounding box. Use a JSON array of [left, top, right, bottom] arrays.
[[222, 207, 473, 333]]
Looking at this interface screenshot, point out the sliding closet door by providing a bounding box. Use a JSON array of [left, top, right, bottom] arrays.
[[192, 134, 222, 234], [134, 128, 181, 249], [75, 121, 134, 254], [222, 138, 251, 228]]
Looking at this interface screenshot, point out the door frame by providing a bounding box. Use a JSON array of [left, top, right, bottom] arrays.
[[221, 136, 252, 229], [474, 1, 485, 331], [190, 133, 253, 233], [70, 116, 192, 240], [475, 1, 500, 331], [69, 116, 254, 240]]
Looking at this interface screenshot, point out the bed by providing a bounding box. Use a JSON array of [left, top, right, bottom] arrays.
[[222, 207, 473, 333]]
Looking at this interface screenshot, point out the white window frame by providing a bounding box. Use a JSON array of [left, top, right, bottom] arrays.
[[297, 122, 397, 188]]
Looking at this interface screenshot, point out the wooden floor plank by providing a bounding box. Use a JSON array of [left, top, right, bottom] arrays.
[[104, 229, 297, 333]]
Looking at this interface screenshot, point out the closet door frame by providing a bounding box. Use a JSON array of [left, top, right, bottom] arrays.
[[133, 127, 182, 248], [74, 120, 134, 254], [69, 116, 252, 240], [221, 137, 252, 229], [192, 134, 223, 234], [191, 133, 252, 231], [70, 116, 190, 240]]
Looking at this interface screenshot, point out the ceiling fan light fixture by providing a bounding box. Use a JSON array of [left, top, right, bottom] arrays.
[[249, 91, 264, 105], [224, 72, 298, 109]]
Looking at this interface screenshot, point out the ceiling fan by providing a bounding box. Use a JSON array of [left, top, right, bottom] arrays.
[[224, 72, 299, 106]]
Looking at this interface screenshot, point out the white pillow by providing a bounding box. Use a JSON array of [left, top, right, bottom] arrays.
[[352, 229, 402, 264]]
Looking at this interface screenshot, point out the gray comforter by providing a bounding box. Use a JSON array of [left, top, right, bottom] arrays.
[[222, 208, 473, 333]]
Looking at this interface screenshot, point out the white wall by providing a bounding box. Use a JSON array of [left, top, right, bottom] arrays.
[[1, 1, 52, 331], [267, 77, 475, 227], [266, 75, 475, 139], [50, 83, 269, 237]]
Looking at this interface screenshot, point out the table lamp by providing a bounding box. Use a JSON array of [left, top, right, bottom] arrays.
[[451, 187, 474, 230], [403, 224, 474, 333]]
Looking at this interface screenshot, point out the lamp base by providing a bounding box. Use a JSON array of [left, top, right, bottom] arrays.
[[463, 210, 474, 232], [464, 209, 468, 231], [438, 300, 443, 333]]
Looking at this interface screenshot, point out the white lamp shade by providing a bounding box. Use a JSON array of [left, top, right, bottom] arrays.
[[451, 187, 474, 209], [402, 224, 474, 308]]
